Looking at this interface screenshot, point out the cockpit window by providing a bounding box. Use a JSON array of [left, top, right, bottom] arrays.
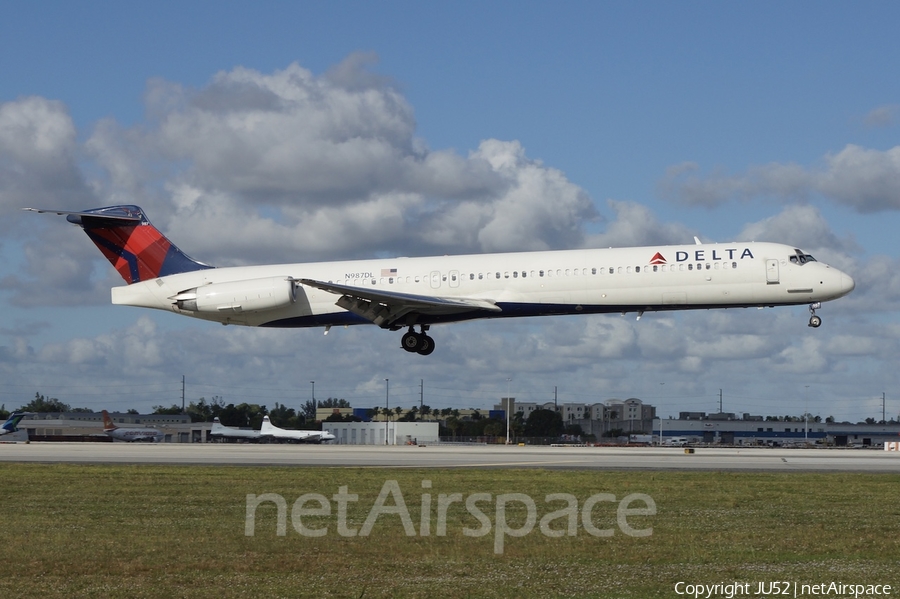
[[789, 249, 817, 265]]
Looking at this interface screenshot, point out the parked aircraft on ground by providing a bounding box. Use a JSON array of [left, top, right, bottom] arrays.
[[27, 205, 855, 355], [209, 417, 261, 442], [0, 413, 26, 436], [260, 416, 335, 443], [101, 410, 164, 442]]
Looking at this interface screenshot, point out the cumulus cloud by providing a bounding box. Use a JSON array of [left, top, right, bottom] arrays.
[[659, 144, 900, 213], [75, 56, 595, 265], [0, 97, 93, 233], [6, 55, 599, 302], [584, 200, 694, 248]]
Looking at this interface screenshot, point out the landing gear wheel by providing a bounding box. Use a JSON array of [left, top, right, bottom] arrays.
[[401, 326, 436, 355], [808, 302, 822, 328], [416, 335, 435, 356], [401, 330, 421, 352]]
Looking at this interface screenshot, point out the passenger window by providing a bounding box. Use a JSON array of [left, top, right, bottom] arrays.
[[540, 270, 545, 277], [591, 268, 597, 275], [635, 266, 641, 273], [496, 272, 501, 279], [513, 271, 518, 278], [609, 268, 614, 274], [688, 264, 693, 271], [653, 265, 658, 272]]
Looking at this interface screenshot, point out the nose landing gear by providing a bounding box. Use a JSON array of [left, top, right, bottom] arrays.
[[401, 326, 435, 355], [808, 302, 822, 328]]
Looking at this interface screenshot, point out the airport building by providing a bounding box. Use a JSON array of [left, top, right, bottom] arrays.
[[655, 413, 900, 446], [497, 397, 658, 436], [16, 411, 205, 443], [321, 421, 440, 445]]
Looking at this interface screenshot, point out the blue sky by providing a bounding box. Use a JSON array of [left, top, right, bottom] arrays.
[[2, 2, 899, 422]]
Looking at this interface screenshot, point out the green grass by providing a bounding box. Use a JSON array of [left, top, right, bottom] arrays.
[[0, 465, 898, 598]]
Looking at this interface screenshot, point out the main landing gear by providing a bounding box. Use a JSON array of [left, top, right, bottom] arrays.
[[808, 302, 822, 328], [401, 326, 435, 355]]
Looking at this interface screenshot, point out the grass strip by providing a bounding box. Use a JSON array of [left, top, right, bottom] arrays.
[[0, 464, 897, 598]]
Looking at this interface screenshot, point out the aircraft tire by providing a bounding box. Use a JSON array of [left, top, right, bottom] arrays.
[[416, 335, 435, 355], [401, 331, 421, 352]]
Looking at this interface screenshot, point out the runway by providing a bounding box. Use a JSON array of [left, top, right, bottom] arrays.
[[1, 442, 899, 472]]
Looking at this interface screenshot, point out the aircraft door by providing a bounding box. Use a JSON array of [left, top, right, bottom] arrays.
[[766, 259, 779, 284], [430, 271, 441, 289]]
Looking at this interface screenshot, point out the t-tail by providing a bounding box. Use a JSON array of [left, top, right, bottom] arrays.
[[25, 205, 212, 284], [1, 412, 25, 434]]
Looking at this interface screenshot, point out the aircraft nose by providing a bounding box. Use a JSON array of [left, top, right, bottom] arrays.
[[841, 272, 855, 296]]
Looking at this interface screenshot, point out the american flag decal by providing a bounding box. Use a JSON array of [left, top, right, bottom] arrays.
[[381, 268, 398, 277]]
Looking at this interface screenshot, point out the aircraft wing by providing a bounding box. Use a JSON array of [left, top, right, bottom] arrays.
[[299, 278, 501, 329]]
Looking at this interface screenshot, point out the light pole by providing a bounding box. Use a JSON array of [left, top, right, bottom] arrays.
[[385, 378, 389, 445], [506, 378, 511, 445], [658, 383, 664, 445], [804, 385, 809, 443], [310, 381, 315, 424]]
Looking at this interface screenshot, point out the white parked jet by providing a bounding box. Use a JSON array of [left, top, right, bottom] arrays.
[[27, 205, 855, 355], [102, 410, 164, 442], [260, 416, 335, 443], [209, 417, 261, 441]]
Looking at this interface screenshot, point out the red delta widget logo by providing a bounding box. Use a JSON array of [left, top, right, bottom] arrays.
[[649, 248, 755, 264]]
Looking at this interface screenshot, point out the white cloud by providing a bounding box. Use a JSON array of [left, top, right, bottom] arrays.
[[70, 57, 595, 267], [0, 97, 93, 231], [659, 144, 900, 213], [584, 200, 695, 248]]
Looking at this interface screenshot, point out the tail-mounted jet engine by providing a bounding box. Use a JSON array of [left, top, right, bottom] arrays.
[[171, 277, 298, 314]]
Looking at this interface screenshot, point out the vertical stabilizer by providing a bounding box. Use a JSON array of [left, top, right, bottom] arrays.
[[101, 410, 117, 432], [27, 205, 213, 284]]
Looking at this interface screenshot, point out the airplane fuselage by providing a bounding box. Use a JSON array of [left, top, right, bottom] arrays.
[[110, 241, 854, 329], [105, 428, 163, 442]]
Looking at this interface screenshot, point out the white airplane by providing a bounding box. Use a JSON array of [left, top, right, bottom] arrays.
[[101, 410, 164, 442], [27, 205, 855, 355], [209, 417, 261, 441], [260, 416, 335, 443], [0, 413, 26, 436]]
